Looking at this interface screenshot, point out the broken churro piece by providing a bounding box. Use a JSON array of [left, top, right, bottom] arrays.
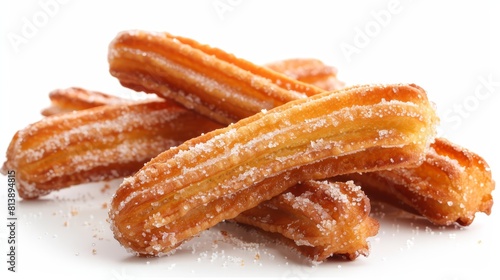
[[337, 138, 495, 226], [235, 180, 379, 262]]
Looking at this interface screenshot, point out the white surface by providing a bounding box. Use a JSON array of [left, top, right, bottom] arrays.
[[1, 0, 498, 279]]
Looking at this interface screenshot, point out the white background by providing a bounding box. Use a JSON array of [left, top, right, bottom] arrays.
[[1, 0, 499, 279]]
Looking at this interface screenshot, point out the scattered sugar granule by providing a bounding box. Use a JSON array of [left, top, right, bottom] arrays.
[[254, 253, 260, 261]]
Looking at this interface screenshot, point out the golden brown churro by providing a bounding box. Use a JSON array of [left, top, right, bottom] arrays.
[[108, 30, 324, 124], [109, 83, 438, 256], [1, 100, 221, 199]]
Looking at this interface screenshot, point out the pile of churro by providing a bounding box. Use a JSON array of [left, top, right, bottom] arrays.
[[1, 30, 494, 262]]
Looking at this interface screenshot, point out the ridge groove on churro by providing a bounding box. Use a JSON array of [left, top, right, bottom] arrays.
[[109, 83, 438, 256]]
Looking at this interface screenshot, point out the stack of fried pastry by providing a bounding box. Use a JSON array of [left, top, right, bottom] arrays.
[[1, 30, 494, 262]]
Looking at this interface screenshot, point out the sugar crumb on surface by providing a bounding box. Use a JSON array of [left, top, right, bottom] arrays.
[[100, 183, 111, 193], [71, 208, 79, 216]]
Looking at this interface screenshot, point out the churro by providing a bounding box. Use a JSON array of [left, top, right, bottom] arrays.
[[1, 99, 221, 199], [108, 30, 324, 124], [109, 83, 438, 256]]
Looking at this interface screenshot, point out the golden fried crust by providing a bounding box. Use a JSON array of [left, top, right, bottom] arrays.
[[1, 100, 222, 199], [41, 87, 131, 116], [337, 138, 495, 226], [265, 58, 344, 91], [108, 30, 324, 125], [234, 180, 378, 262], [109, 83, 437, 256]]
